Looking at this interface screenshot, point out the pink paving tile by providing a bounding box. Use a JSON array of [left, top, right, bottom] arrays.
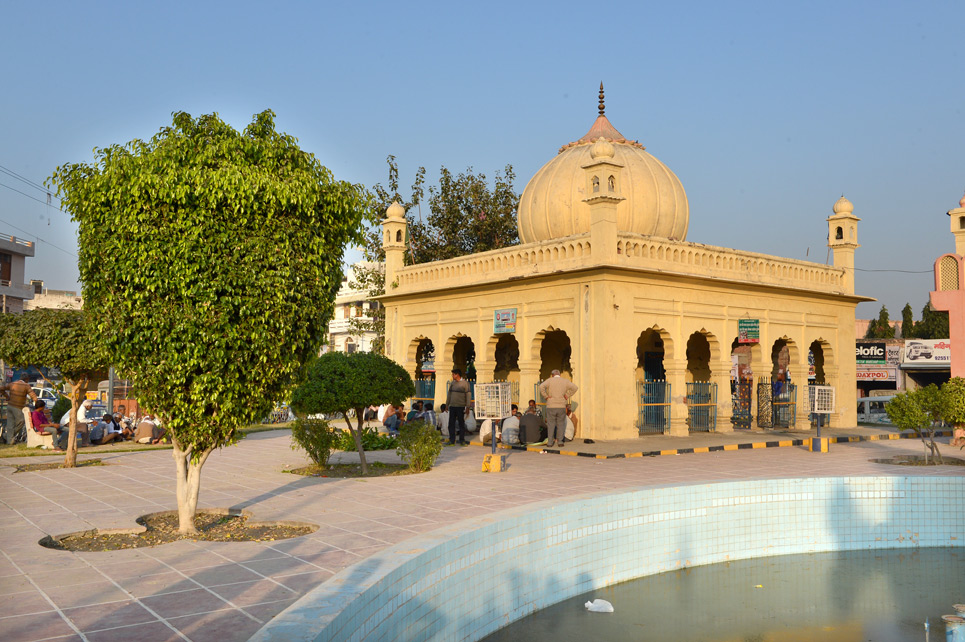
[[0, 589, 54, 617], [62, 599, 158, 632], [241, 597, 298, 621], [0, 610, 77, 640], [0, 574, 35, 596], [167, 606, 263, 642], [115, 571, 197, 598], [84, 620, 183, 642], [207, 578, 297, 607], [140, 587, 232, 618], [293, 549, 362, 571], [273, 570, 334, 592], [96, 559, 173, 580], [28, 566, 110, 590], [239, 556, 325, 578], [43, 580, 131, 609], [185, 563, 264, 587]]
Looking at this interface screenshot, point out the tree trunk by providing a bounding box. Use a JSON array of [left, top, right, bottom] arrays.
[[62, 376, 87, 468], [345, 412, 368, 474], [172, 436, 214, 535]]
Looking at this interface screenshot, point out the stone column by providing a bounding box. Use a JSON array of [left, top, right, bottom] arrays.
[[788, 362, 811, 431], [665, 360, 689, 437], [518, 359, 541, 410], [713, 359, 734, 433]]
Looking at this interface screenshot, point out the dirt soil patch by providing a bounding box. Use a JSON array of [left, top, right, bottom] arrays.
[[42, 511, 317, 552], [870, 455, 965, 467], [286, 461, 412, 478], [12, 459, 106, 473]]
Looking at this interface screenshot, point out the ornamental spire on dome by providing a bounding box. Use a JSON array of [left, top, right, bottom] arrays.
[[558, 84, 645, 153]]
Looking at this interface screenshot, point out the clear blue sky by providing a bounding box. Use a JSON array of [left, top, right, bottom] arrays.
[[2, 0, 962, 322]]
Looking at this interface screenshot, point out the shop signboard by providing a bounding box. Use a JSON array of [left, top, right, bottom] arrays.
[[886, 345, 902, 366], [856, 342, 886, 365], [494, 308, 517, 334], [903, 339, 951, 365], [856, 367, 898, 382], [738, 319, 759, 344]]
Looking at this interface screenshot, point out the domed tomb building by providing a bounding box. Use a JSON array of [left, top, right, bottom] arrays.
[[380, 91, 868, 438]]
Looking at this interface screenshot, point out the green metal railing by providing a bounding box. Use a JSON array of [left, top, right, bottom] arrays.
[[637, 380, 671, 434], [686, 382, 717, 432]]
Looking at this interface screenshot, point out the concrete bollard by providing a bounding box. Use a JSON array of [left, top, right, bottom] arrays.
[[481, 453, 505, 473], [809, 437, 830, 453]]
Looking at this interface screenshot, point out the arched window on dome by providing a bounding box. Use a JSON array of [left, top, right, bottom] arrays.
[[396, 230, 403, 243], [835, 226, 843, 240], [608, 175, 615, 192], [591, 176, 600, 193]]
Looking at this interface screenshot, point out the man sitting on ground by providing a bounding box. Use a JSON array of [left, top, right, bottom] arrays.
[[135, 415, 166, 444], [113, 412, 134, 441], [500, 404, 521, 445], [436, 404, 449, 438], [382, 405, 403, 435], [406, 401, 425, 423], [90, 413, 122, 445], [422, 402, 437, 430], [525, 399, 542, 417], [30, 400, 66, 451], [518, 410, 547, 445]]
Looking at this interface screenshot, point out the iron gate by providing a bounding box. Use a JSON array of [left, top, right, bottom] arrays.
[[757, 377, 796, 428], [686, 382, 717, 432], [414, 377, 436, 403], [731, 380, 753, 429], [637, 380, 671, 434]]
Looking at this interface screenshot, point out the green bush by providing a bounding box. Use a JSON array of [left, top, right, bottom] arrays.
[[50, 396, 72, 421], [290, 418, 339, 467], [396, 420, 443, 472], [335, 426, 396, 452]]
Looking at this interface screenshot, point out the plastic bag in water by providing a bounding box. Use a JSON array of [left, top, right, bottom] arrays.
[[584, 599, 614, 613]]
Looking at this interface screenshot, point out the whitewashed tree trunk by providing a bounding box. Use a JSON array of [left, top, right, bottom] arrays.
[[172, 436, 214, 534], [62, 376, 88, 468]]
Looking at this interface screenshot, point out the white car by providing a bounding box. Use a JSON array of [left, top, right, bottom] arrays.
[[31, 387, 63, 408]]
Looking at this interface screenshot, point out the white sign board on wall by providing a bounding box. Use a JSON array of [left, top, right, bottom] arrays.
[[903, 340, 951, 365]]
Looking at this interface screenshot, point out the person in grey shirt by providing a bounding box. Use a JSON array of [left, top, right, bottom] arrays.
[[445, 369, 471, 445]]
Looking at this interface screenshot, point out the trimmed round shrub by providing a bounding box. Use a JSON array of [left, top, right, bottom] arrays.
[[396, 420, 443, 472]]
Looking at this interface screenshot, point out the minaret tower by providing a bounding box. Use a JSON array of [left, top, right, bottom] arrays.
[[827, 196, 860, 294], [582, 84, 625, 261], [382, 201, 407, 290], [947, 191, 965, 257]]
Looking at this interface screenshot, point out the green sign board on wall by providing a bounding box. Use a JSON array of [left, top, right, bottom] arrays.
[[738, 319, 760, 344]]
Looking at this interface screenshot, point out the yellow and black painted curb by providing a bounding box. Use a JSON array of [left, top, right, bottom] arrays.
[[474, 431, 953, 460]]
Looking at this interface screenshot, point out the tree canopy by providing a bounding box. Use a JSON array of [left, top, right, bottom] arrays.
[[885, 384, 945, 463], [864, 306, 895, 339], [50, 110, 367, 530], [291, 350, 414, 473], [348, 156, 520, 353], [0, 309, 107, 466]]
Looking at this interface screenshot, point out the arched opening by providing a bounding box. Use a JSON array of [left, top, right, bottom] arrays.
[[835, 226, 843, 240], [607, 175, 615, 191], [396, 230, 403, 242], [592, 176, 600, 193], [493, 334, 520, 382], [686, 333, 712, 382], [770, 339, 790, 381], [808, 340, 826, 384], [344, 337, 357, 354], [414, 338, 435, 379], [730, 338, 759, 429], [538, 330, 572, 381], [451, 336, 476, 381], [635, 329, 665, 382]]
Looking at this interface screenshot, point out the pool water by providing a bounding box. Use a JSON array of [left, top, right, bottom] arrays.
[[482, 548, 964, 641]]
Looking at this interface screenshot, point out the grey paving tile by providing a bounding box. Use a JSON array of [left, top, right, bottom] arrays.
[[61, 599, 158, 632], [139, 587, 232, 618], [0, 610, 77, 641]]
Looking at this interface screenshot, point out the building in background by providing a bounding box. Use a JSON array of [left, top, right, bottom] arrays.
[[23, 280, 83, 311], [323, 262, 381, 354], [0, 233, 35, 314]]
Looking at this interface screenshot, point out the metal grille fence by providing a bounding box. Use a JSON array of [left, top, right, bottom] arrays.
[[757, 377, 796, 428], [414, 377, 435, 403], [637, 380, 671, 434], [731, 380, 752, 429], [686, 382, 717, 432]]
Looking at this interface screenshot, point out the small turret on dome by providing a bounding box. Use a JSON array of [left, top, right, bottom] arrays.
[[589, 137, 615, 160], [385, 200, 406, 221], [833, 196, 854, 215]]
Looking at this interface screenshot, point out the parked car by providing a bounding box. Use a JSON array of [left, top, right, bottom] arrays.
[[31, 386, 63, 408]]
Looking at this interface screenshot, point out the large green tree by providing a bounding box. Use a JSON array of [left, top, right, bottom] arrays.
[[51, 111, 367, 533], [885, 385, 945, 464], [348, 157, 520, 352], [901, 303, 915, 339], [290, 351, 414, 473], [0, 309, 106, 467], [915, 301, 949, 339]]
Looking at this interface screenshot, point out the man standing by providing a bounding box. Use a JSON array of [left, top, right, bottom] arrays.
[[76, 399, 94, 447], [445, 369, 471, 445], [538, 369, 578, 448], [2, 374, 38, 444]]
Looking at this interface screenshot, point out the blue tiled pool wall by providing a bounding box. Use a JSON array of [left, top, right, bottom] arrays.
[[255, 476, 965, 642]]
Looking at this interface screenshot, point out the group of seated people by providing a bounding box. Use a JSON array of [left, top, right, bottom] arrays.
[[29, 399, 167, 451], [480, 400, 579, 447], [380, 401, 442, 435]]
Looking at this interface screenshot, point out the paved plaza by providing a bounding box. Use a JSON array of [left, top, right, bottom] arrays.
[[1, 428, 964, 642]]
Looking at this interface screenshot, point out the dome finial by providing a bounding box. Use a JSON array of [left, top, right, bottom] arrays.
[[598, 82, 605, 116]]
